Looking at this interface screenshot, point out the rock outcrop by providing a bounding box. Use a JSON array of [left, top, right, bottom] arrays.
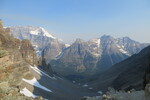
[[0, 20, 40, 100]]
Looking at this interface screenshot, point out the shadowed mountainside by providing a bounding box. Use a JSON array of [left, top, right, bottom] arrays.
[[87, 45, 150, 92]]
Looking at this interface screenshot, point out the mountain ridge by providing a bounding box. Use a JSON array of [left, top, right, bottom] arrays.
[[9, 26, 149, 80], [87, 45, 150, 92]]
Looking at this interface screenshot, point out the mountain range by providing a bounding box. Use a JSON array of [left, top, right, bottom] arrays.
[[9, 26, 149, 80], [10, 26, 68, 58], [1, 22, 150, 100], [0, 21, 97, 100]]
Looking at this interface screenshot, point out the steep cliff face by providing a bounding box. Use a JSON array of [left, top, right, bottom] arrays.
[[20, 39, 38, 64], [0, 20, 40, 100], [38, 50, 55, 76], [42, 39, 66, 62]]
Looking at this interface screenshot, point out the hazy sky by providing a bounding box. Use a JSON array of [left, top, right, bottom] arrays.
[[0, 0, 150, 43]]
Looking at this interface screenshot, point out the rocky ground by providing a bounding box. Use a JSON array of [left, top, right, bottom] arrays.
[[0, 20, 44, 100], [82, 85, 150, 100]]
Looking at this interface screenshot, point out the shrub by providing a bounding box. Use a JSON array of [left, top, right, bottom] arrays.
[[0, 49, 8, 58]]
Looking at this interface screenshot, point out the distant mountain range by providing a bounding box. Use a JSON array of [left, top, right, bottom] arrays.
[[10, 26, 149, 79], [50, 35, 149, 79]]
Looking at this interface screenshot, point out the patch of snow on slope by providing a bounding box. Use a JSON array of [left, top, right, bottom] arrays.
[[22, 77, 52, 92], [116, 44, 130, 56], [36, 50, 42, 57], [30, 30, 39, 35], [90, 38, 100, 48], [65, 44, 70, 48], [97, 39, 100, 47], [88, 38, 101, 57], [55, 52, 64, 60], [83, 84, 88, 87], [20, 87, 37, 98], [97, 91, 103, 94], [30, 65, 56, 80], [40, 27, 56, 39]]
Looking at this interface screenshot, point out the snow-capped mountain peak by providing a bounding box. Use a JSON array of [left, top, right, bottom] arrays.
[[39, 27, 56, 39], [29, 27, 56, 39], [10, 26, 58, 57]]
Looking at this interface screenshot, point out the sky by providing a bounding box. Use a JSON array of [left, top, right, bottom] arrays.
[[0, 0, 150, 43]]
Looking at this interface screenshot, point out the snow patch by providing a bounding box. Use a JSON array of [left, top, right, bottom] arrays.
[[116, 44, 130, 56], [40, 27, 56, 39], [97, 39, 100, 47], [20, 87, 37, 98], [88, 38, 101, 57], [90, 38, 100, 48], [83, 84, 88, 87], [30, 65, 56, 80], [30, 30, 39, 35], [22, 77, 52, 92], [55, 52, 64, 60], [36, 50, 42, 57], [65, 44, 70, 48], [98, 91, 103, 94]]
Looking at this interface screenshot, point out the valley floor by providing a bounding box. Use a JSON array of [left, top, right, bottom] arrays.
[[20, 65, 98, 100]]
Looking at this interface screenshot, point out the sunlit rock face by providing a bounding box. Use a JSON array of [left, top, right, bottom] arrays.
[[0, 20, 40, 99]]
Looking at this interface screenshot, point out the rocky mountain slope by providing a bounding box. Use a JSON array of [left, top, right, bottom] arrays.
[[42, 39, 66, 62], [10, 26, 56, 48], [0, 20, 39, 99], [10, 26, 68, 59], [9, 26, 149, 82], [51, 35, 149, 79], [86, 45, 150, 92], [1, 20, 99, 100]]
